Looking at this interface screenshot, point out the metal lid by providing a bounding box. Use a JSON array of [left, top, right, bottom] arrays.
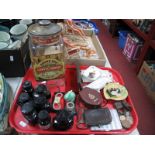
[[28, 20, 62, 36]]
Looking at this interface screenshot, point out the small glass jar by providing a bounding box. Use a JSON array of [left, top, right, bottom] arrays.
[[38, 110, 51, 130], [34, 84, 51, 99], [22, 80, 34, 96], [34, 95, 47, 111], [18, 92, 30, 106], [21, 101, 38, 125], [35, 84, 47, 94], [28, 20, 65, 81]]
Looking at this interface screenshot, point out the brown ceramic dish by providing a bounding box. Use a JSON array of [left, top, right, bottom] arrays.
[[79, 87, 103, 107]]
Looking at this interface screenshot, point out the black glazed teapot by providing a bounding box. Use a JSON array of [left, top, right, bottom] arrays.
[[53, 110, 75, 131]]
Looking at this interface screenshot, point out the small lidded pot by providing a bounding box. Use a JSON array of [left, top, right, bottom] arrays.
[[28, 20, 65, 81], [18, 92, 30, 106], [38, 110, 51, 130], [21, 101, 38, 125], [34, 95, 47, 111], [34, 84, 51, 99], [22, 80, 34, 95]]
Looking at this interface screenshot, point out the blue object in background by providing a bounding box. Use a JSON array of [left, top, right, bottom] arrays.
[[73, 19, 99, 35], [118, 31, 129, 49]]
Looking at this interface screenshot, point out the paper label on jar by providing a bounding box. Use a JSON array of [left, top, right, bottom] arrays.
[[32, 53, 65, 81], [32, 35, 60, 45]]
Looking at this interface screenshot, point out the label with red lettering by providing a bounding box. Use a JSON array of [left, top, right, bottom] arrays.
[[32, 53, 65, 81]]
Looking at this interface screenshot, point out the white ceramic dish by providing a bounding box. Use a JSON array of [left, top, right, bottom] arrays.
[[10, 24, 27, 36], [9, 39, 13, 44], [0, 31, 10, 43], [0, 42, 8, 50], [10, 24, 27, 41], [8, 40, 21, 49], [19, 19, 32, 25]]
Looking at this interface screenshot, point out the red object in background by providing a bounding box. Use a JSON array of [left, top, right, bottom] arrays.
[[123, 34, 137, 57], [123, 34, 143, 62], [9, 65, 138, 134]]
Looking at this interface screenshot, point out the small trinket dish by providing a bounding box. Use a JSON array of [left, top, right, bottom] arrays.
[[79, 87, 103, 107], [103, 83, 128, 100], [81, 66, 101, 82]]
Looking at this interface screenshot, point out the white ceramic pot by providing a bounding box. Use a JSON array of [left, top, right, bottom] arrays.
[[19, 19, 32, 26], [8, 40, 21, 49], [0, 31, 10, 44], [10, 24, 27, 40], [0, 42, 8, 50]]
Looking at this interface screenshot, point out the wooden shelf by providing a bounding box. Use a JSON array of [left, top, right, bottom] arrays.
[[122, 19, 148, 40], [150, 40, 155, 50]]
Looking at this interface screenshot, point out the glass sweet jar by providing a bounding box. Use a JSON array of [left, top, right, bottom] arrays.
[[28, 20, 65, 81]]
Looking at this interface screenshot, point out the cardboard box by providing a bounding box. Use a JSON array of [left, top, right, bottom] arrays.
[[138, 61, 155, 102], [0, 39, 31, 77], [64, 35, 106, 67]]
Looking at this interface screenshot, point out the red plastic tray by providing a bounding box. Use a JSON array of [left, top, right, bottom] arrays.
[[9, 65, 138, 134]]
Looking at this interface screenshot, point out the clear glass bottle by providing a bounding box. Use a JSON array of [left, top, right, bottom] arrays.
[[28, 20, 65, 81]]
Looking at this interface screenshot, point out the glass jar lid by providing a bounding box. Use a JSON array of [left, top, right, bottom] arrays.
[[28, 20, 62, 36]]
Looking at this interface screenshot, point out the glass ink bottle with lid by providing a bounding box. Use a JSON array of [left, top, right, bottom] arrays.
[[22, 80, 34, 96], [18, 92, 30, 106], [34, 95, 47, 111], [35, 84, 51, 99], [38, 110, 51, 130], [21, 101, 38, 125]]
